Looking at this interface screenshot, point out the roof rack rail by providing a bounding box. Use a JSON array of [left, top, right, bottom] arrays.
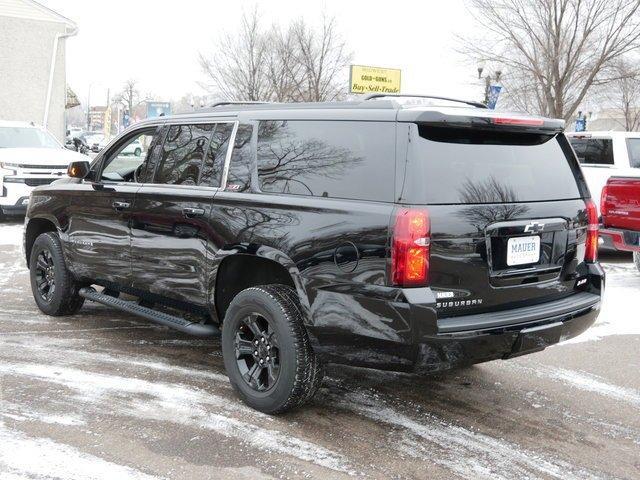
[[210, 101, 269, 108], [362, 93, 487, 109]]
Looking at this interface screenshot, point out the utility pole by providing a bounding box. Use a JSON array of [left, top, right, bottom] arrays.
[[86, 84, 91, 131]]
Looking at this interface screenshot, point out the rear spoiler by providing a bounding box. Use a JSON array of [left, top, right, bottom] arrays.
[[398, 109, 565, 134]]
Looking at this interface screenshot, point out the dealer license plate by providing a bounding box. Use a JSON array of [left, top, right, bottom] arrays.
[[507, 235, 540, 266]]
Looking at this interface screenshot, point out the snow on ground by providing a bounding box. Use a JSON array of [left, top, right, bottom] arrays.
[[0, 223, 23, 246], [1, 221, 639, 479], [563, 260, 640, 344], [508, 363, 640, 409], [0, 423, 163, 480], [0, 357, 354, 475], [330, 387, 600, 480]]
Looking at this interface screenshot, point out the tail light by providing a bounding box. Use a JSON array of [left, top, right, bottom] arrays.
[[585, 200, 598, 263], [391, 208, 430, 286], [600, 185, 609, 218]]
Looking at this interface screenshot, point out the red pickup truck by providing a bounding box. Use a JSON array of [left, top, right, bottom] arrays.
[[599, 176, 640, 272]]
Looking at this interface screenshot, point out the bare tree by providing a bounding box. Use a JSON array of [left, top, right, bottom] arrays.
[[606, 59, 640, 130], [199, 9, 352, 103], [115, 79, 144, 116], [199, 7, 271, 101], [286, 15, 353, 102], [463, 0, 640, 121], [265, 26, 303, 102]]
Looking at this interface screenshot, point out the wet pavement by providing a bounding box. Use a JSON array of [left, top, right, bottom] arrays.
[[1, 218, 639, 480]]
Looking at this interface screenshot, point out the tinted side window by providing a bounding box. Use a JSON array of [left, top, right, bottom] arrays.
[[569, 138, 614, 165], [627, 138, 640, 168], [155, 124, 214, 185], [138, 125, 168, 183], [200, 122, 234, 187], [225, 123, 253, 192], [256, 120, 395, 201]]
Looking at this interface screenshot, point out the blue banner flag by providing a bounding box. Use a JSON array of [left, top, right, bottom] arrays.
[[487, 85, 502, 109]]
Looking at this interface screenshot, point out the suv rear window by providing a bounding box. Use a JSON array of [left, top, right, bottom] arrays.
[[404, 125, 582, 204], [256, 120, 395, 201], [569, 137, 614, 165]]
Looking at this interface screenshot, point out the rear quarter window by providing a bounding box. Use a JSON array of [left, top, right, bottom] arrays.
[[256, 120, 395, 202], [626, 138, 640, 168], [403, 125, 583, 204], [569, 137, 614, 165]]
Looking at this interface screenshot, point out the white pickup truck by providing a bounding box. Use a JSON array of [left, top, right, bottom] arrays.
[[567, 131, 640, 251], [567, 131, 640, 202], [0, 121, 88, 217]]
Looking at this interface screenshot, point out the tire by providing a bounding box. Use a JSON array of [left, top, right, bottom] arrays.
[[221, 284, 323, 414], [29, 232, 84, 316], [634, 252, 640, 273]]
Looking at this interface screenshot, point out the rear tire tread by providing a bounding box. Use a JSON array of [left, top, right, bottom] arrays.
[[226, 284, 323, 413]]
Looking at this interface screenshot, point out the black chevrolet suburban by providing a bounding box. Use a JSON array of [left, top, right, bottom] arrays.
[[24, 95, 604, 413]]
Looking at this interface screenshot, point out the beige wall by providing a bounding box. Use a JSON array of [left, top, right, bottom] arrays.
[[0, 15, 68, 141]]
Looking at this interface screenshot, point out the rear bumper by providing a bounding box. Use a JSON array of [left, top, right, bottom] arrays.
[[310, 263, 604, 372], [600, 227, 640, 252], [414, 292, 600, 373]]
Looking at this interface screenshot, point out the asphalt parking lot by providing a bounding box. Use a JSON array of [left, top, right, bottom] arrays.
[[1, 218, 639, 480]]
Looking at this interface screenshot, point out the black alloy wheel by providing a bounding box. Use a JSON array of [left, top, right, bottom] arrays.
[[221, 284, 324, 414], [34, 248, 56, 302], [29, 232, 84, 316], [235, 313, 281, 392]]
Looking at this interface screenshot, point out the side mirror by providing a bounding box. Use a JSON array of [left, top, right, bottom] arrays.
[[67, 160, 91, 179]]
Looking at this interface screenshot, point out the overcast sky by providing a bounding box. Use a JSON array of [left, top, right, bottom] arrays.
[[40, 0, 486, 107]]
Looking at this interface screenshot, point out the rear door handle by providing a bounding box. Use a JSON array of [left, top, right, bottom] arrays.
[[182, 207, 205, 218], [112, 201, 131, 211]]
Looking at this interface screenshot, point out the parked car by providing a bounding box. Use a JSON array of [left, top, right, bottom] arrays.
[[65, 127, 84, 150], [84, 132, 105, 153], [23, 96, 604, 413], [96, 136, 143, 156], [567, 131, 640, 217], [66, 127, 83, 142], [0, 121, 88, 217], [600, 176, 640, 271]]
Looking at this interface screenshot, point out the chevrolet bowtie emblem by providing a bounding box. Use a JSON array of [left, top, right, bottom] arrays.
[[524, 222, 545, 234]]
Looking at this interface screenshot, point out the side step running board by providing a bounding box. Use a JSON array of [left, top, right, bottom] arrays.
[[79, 287, 219, 337]]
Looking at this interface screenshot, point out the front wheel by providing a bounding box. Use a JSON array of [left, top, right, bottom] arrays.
[[221, 284, 323, 414], [634, 252, 640, 273], [29, 232, 84, 316]]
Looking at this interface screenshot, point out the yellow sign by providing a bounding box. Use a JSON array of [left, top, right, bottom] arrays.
[[349, 65, 401, 94]]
